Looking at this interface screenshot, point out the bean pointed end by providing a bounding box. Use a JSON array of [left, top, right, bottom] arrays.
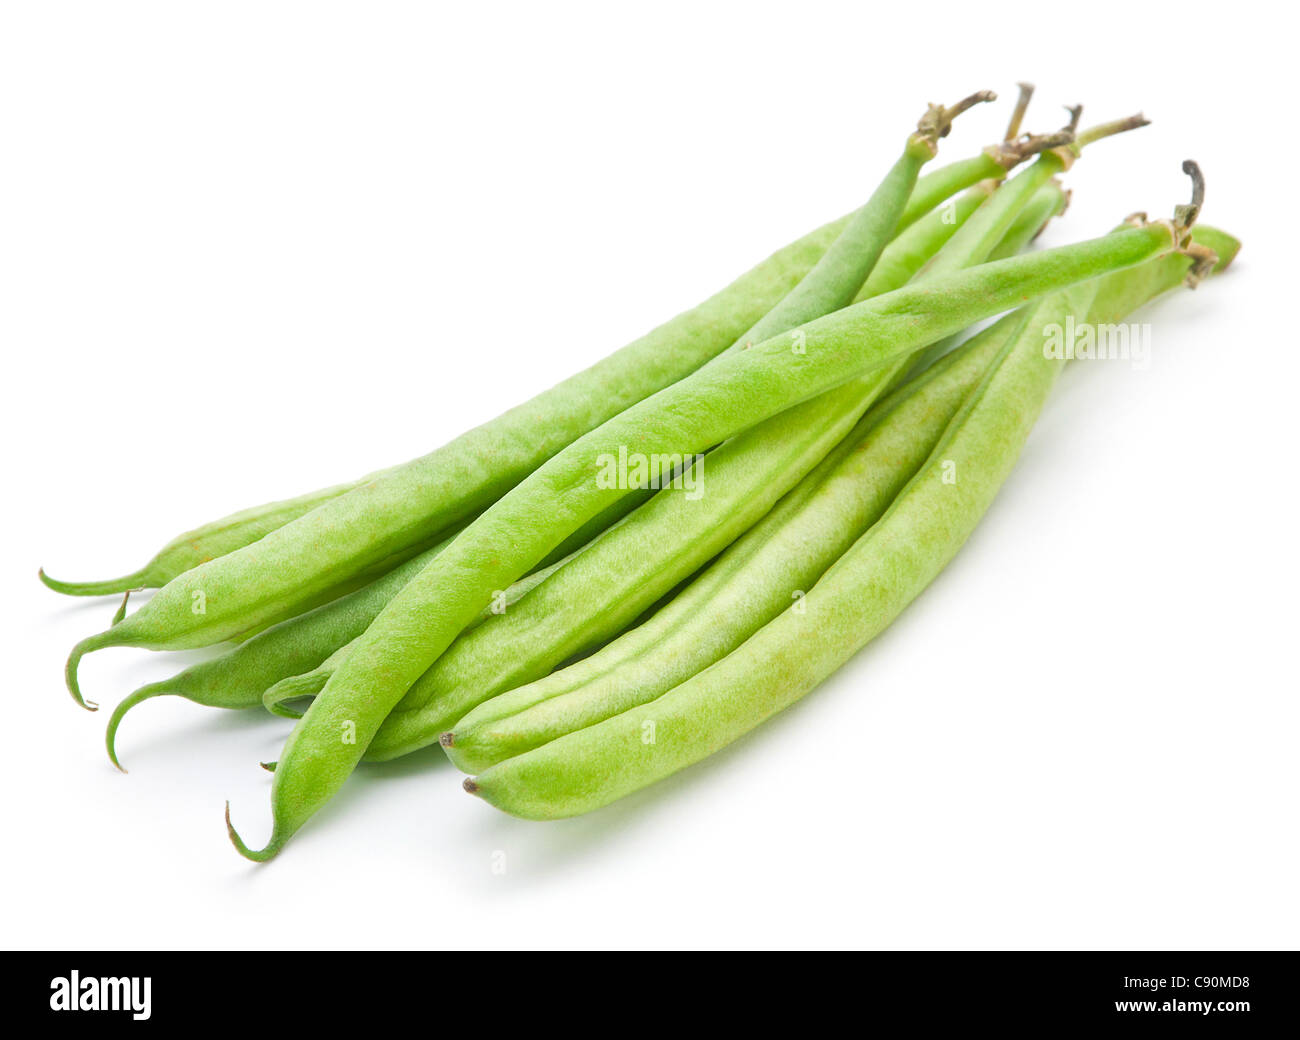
[[463, 777, 479, 795], [65, 634, 107, 712], [105, 684, 169, 771], [225, 802, 282, 863], [39, 566, 148, 598], [39, 567, 87, 595], [439, 731, 455, 749]]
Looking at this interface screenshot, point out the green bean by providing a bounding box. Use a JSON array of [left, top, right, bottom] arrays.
[[854, 184, 993, 301], [227, 194, 1197, 859], [985, 179, 1069, 261], [899, 153, 1016, 231], [1085, 224, 1239, 321], [261, 539, 585, 721], [38, 478, 371, 598], [445, 312, 1022, 772], [731, 91, 994, 349], [445, 221, 1238, 773], [260, 643, 352, 720]]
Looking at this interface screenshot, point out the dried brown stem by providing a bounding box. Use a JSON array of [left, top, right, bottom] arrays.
[[1004, 82, 1034, 141], [1076, 112, 1151, 149], [913, 89, 998, 151]]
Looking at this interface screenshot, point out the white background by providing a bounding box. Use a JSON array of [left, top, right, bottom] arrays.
[[3, 1, 1295, 950]]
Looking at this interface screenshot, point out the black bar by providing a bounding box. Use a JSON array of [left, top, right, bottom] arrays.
[[6, 951, 1293, 1028]]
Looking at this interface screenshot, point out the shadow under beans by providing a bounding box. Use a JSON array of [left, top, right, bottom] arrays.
[[108, 699, 291, 773], [448, 557, 994, 886], [450, 655, 889, 887]]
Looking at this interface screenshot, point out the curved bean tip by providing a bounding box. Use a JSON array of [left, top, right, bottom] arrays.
[[225, 802, 281, 863], [260, 761, 276, 773], [462, 777, 479, 795], [38, 565, 148, 598], [65, 635, 104, 711], [104, 684, 171, 771], [38, 567, 70, 593]]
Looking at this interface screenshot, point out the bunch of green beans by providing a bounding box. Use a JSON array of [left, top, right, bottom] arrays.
[[229, 213, 1196, 858], [245, 177, 1066, 755], [104, 91, 1012, 762], [264, 153, 1070, 764], [40, 87, 1239, 862], [61, 91, 1015, 711], [447, 223, 1240, 779], [361, 174, 1076, 763], [238, 98, 1190, 859], [464, 215, 1239, 819]]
